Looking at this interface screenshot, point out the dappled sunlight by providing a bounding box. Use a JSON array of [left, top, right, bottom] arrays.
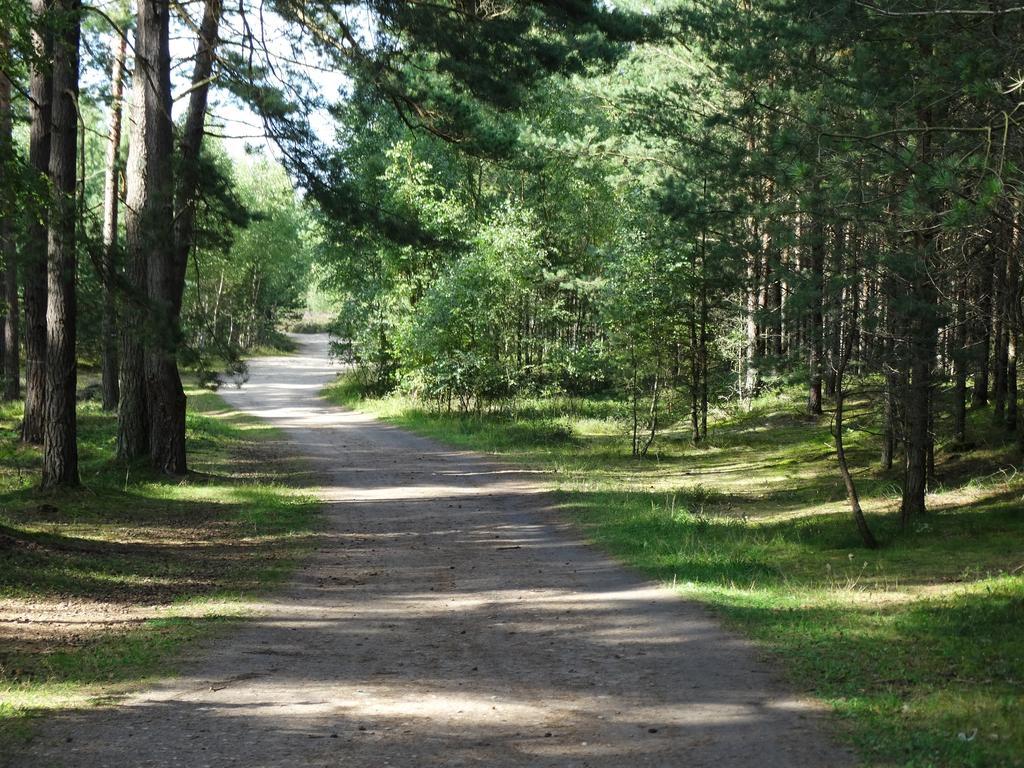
[[18, 336, 1020, 765], [8, 335, 853, 766]]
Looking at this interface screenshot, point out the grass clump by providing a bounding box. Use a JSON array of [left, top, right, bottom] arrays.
[[324, 371, 1024, 768]]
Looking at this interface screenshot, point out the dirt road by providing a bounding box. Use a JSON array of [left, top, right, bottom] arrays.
[[17, 334, 854, 767]]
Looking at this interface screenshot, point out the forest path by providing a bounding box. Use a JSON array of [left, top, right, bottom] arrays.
[[18, 334, 854, 767]]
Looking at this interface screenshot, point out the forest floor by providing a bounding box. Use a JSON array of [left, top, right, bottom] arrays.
[[12, 334, 854, 767], [0, 384, 318, 751], [323, 369, 1024, 768]]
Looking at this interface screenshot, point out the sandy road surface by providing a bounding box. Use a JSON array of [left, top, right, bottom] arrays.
[[16, 334, 854, 767]]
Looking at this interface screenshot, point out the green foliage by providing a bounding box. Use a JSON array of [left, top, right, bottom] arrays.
[[403, 206, 545, 407], [182, 150, 314, 362]]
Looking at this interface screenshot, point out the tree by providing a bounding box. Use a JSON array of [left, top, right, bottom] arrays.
[[22, 0, 52, 444], [40, 0, 81, 489], [173, 0, 221, 274], [99, 21, 128, 411], [121, 0, 180, 473], [0, 25, 19, 401]]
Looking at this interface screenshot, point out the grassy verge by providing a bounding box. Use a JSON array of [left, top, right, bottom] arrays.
[[324, 374, 1023, 768], [0, 389, 318, 747]]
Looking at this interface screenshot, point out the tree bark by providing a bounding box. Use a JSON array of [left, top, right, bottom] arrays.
[[100, 28, 127, 412], [137, 0, 222, 474], [22, 0, 53, 443], [41, 0, 81, 490], [0, 34, 19, 401], [834, 341, 878, 549], [173, 0, 221, 275], [901, 284, 935, 526], [953, 285, 968, 443], [900, 101, 939, 527], [992, 231, 1009, 424], [744, 240, 761, 402], [117, 20, 150, 461], [972, 246, 995, 407], [129, 0, 184, 474], [1003, 225, 1019, 430], [881, 364, 898, 469], [825, 223, 845, 398], [806, 179, 825, 416]]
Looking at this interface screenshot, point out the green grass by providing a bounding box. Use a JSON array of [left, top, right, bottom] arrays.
[[0, 389, 318, 746], [324, 374, 1024, 768]]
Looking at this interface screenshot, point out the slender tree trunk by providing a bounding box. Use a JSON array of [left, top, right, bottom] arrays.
[[1, 249, 15, 400], [699, 179, 709, 441], [100, 29, 127, 411], [881, 260, 901, 470], [640, 371, 659, 457], [1009, 332, 1019, 431], [626, 354, 634, 456], [689, 299, 700, 445], [41, 0, 81, 489], [173, 0, 221, 272], [1003, 229, 1019, 430], [807, 179, 825, 416], [953, 285, 968, 443], [901, 291, 935, 525], [972, 247, 994, 407], [882, 364, 898, 469], [744, 243, 760, 402], [825, 223, 845, 398], [22, 0, 53, 443], [834, 340, 877, 549], [117, 22, 150, 460], [0, 38, 19, 401], [699, 262, 708, 441], [900, 101, 939, 526], [0, 27, 7, 380], [993, 234, 1009, 424]]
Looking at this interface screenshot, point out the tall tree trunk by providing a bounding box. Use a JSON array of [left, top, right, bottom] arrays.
[[22, 0, 53, 443], [881, 363, 898, 469], [138, 0, 223, 474], [1006, 223, 1020, 430], [689, 245, 701, 444], [992, 231, 1009, 424], [699, 234, 709, 441], [900, 100, 939, 527], [41, 0, 81, 489], [131, 0, 184, 474], [173, 0, 221, 272], [972, 246, 995, 407], [826, 223, 845, 398], [0, 35, 19, 401], [953, 285, 968, 443], [100, 29, 127, 412], [834, 338, 878, 549], [117, 21, 150, 461], [744, 242, 761, 402], [1, 247, 15, 400], [806, 179, 825, 416], [901, 280, 936, 525]]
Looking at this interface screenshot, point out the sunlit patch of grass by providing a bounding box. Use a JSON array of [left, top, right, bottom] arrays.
[[0, 386, 319, 748], [324, 371, 1024, 767]]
